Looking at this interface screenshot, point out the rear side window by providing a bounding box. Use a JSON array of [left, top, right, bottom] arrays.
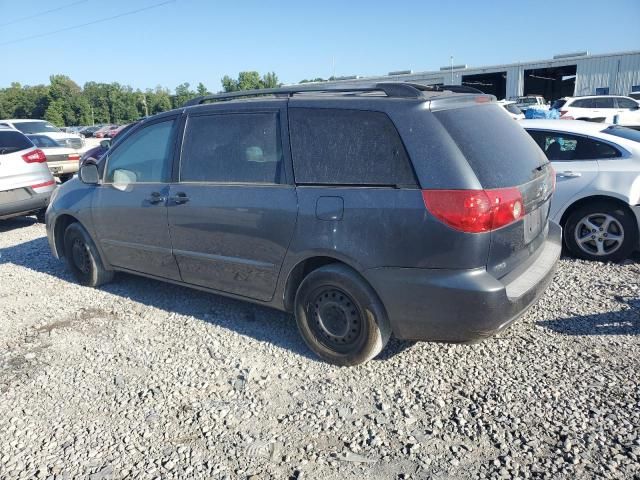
[[433, 104, 547, 188], [0, 131, 33, 155], [180, 113, 283, 184], [602, 125, 640, 143], [616, 97, 638, 109], [289, 108, 416, 186], [526, 130, 621, 160]]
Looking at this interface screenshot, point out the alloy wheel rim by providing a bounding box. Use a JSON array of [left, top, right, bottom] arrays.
[[574, 213, 624, 257]]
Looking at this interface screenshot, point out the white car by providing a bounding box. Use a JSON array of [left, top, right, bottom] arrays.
[[0, 119, 85, 150], [514, 95, 548, 113], [497, 100, 525, 120], [521, 119, 640, 261], [0, 127, 55, 221], [26, 134, 80, 181], [552, 96, 640, 128]]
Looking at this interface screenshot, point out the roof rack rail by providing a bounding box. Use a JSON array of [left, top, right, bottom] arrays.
[[182, 82, 484, 107], [182, 82, 428, 106]]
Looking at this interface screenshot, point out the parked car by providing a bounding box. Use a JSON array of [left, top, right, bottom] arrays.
[[47, 83, 560, 365], [79, 126, 102, 138], [0, 127, 55, 222], [79, 122, 140, 167], [497, 100, 525, 120], [0, 119, 84, 149], [552, 96, 640, 128], [105, 124, 130, 138], [514, 95, 548, 113], [93, 125, 116, 138], [26, 134, 81, 182], [522, 119, 640, 261]]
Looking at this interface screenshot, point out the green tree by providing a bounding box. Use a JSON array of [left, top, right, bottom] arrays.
[[173, 82, 196, 108], [221, 71, 281, 92], [44, 100, 65, 126], [196, 82, 209, 96]]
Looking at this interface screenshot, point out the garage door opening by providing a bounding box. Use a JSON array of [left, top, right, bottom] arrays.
[[523, 65, 576, 102], [461, 72, 506, 99]]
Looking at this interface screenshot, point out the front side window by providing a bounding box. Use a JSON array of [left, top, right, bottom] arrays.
[[105, 119, 176, 183], [527, 130, 620, 161], [289, 108, 416, 186], [180, 113, 283, 184]]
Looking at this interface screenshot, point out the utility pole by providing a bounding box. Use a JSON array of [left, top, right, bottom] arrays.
[[90, 105, 94, 126], [141, 94, 149, 117]]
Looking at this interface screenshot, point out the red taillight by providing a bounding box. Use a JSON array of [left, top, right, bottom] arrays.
[[22, 149, 47, 163], [31, 179, 55, 189], [67, 153, 80, 161], [422, 188, 525, 233]]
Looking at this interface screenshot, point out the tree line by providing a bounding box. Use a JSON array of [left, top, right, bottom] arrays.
[[0, 71, 280, 126]]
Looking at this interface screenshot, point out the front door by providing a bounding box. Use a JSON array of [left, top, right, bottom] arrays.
[[167, 107, 297, 301], [527, 129, 600, 222], [92, 116, 181, 280]]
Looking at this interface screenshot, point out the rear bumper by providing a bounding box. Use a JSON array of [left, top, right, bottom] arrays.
[[365, 221, 562, 342], [48, 162, 79, 176], [0, 188, 50, 220]]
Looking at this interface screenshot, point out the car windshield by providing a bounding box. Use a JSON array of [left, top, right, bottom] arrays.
[[602, 125, 640, 143], [27, 135, 61, 148], [551, 99, 566, 110], [13, 121, 61, 134], [504, 104, 522, 115]]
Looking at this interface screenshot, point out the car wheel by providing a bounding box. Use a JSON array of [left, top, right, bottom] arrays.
[[63, 222, 114, 287], [564, 201, 637, 262], [294, 264, 390, 366]]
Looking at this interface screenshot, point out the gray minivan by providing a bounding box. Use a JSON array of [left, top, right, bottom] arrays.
[[46, 83, 561, 365]]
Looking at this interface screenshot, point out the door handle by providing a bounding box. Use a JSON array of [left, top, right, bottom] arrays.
[[171, 192, 190, 204], [556, 171, 582, 178], [146, 192, 165, 204]]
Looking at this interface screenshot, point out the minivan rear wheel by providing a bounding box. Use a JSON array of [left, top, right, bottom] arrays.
[[564, 200, 637, 262], [294, 264, 390, 366], [63, 222, 114, 287]]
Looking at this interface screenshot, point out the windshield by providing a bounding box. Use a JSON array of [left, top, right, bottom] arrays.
[[504, 104, 522, 115], [602, 125, 640, 143], [13, 121, 61, 134]]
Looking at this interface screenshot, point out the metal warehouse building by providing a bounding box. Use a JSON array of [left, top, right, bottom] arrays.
[[313, 50, 640, 101]]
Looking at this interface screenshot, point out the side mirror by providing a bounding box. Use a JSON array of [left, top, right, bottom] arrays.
[[100, 139, 111, 148], [79, 163, 100, 185]]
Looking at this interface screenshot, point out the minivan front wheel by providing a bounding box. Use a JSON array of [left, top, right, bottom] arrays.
[[564, 201, 637, 262], [294, 264, 390, 366], [63, 222, 114, 287]]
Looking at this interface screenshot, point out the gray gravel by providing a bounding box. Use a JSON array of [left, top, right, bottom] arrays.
[[1, 217, 639, 480]]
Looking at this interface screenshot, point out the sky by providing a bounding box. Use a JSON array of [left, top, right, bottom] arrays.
[[1, 0, 639, 91]]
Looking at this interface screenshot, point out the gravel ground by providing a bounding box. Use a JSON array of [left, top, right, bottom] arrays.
[[1, 218, 639, 480]]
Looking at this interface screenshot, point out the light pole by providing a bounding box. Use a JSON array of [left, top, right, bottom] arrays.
[[450, 56, 454, 84]]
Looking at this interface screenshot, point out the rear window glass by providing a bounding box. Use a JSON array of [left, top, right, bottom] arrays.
[[0, 131, 33, 154], [433, 104, 547, 188], [28, 135, 60, 148], [289, 108, 416, 186], [602, 125, 640, 143], [13, 121, 60, 134], [504, 104, 522, 115]]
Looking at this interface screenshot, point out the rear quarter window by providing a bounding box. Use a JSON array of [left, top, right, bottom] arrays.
[[433, 104, 548, 188], [0, 131, 34, 154], [289, 108, 417, 186]]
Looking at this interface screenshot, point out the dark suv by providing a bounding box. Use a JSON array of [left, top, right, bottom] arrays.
[[46, 83, 560, 365]]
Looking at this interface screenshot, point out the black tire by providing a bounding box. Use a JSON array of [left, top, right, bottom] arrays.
[[35, 209, 46, 223], [294, 264, 391, 366], [564, 200, 637, 262], [63, 222, 114, 287]]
